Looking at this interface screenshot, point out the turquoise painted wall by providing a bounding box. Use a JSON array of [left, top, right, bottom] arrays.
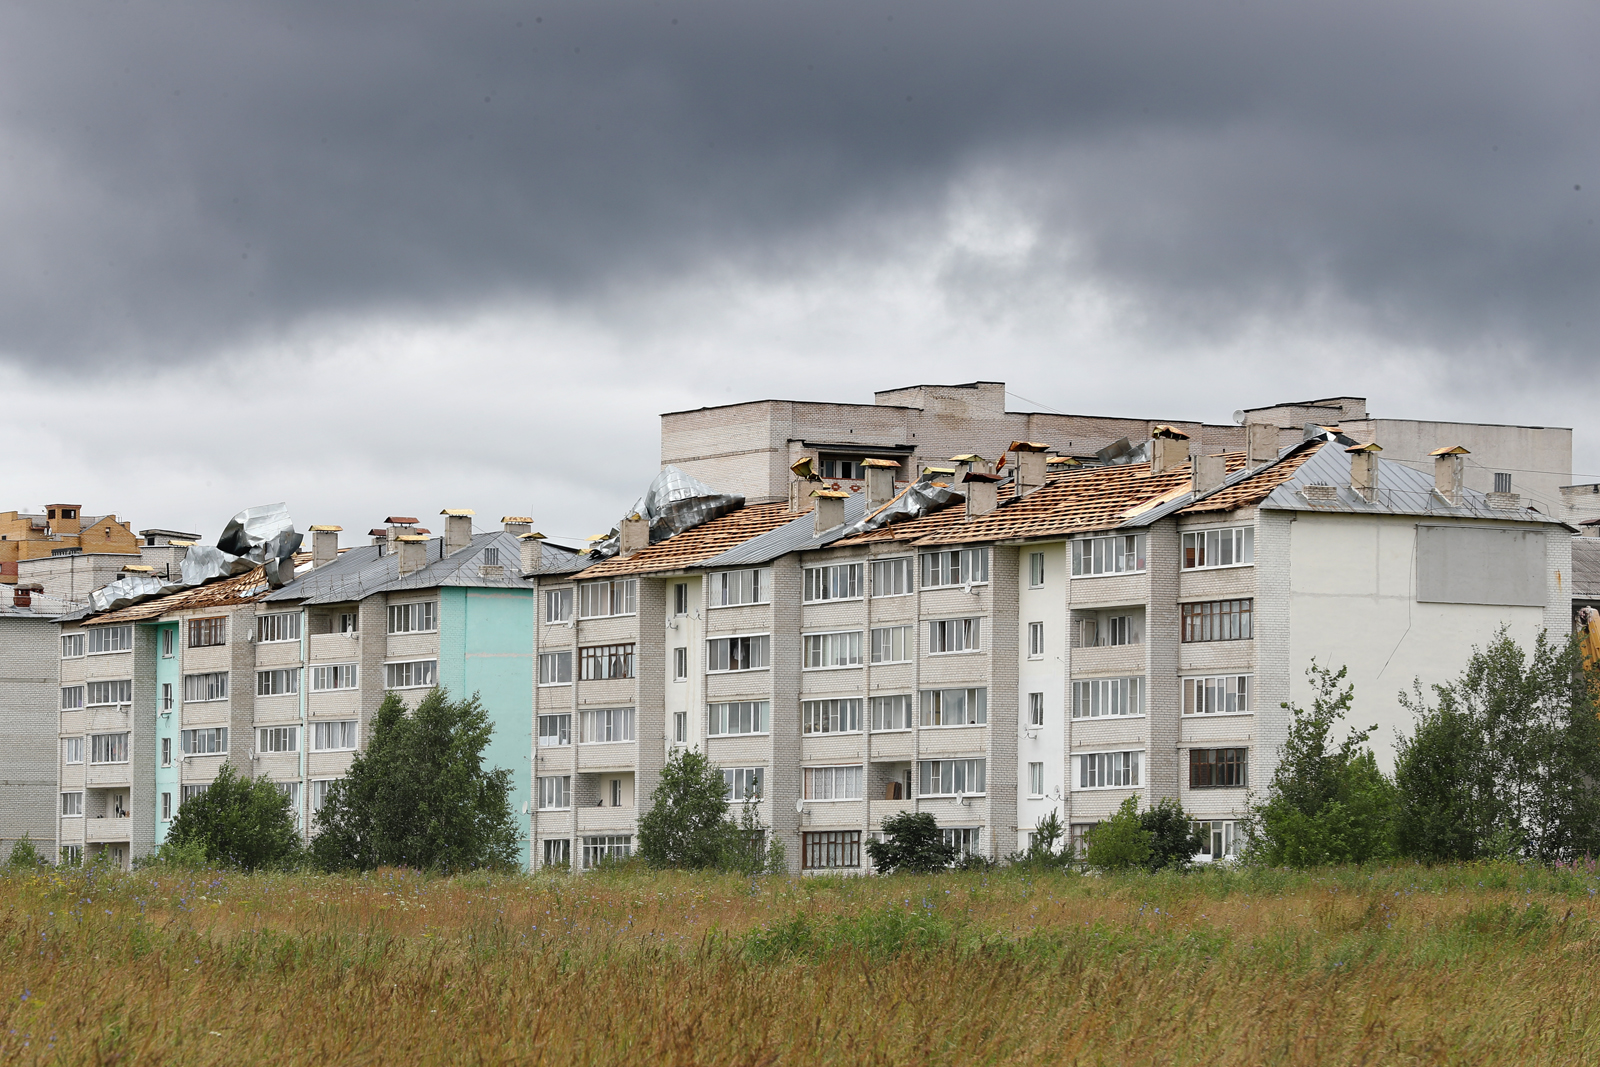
[[438, 587, 535, 869], [152, 622, 180, 846]]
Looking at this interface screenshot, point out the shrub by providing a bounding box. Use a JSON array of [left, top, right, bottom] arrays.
[[1008, 810, 1074, 870], [1085, 797, 1152, 871], [866, 812, 957, 873], [5, 834, 45, 871], [164, 764, 303, 871], [1141, 798, 1203, 871]]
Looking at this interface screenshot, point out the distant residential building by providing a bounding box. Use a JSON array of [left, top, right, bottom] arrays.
[[1, 505, 140, 587]]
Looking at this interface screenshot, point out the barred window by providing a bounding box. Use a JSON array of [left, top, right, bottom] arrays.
[[88, 625, 133, 654], [1076, 750, 1142, 789], [709, 568, 768, 607], [183, 672, 229, 702], [804, 630, 862, 669], [386, 601, 438, 634], [580, 707, 635, 743], [539, 651, 572, 685], [60, 686, 85, 710], [1180, 599, 1253, 642], [706, 635, 768, 672], [581, 835, 632, 869], [708, 701, 768, 736], [803, 563, 862, 602], [869, 625, 912, 663], [918, 758, 986, 796], [256, 669, 300, 697], [385, 659, 438, 689], [312, 721, 358, 751], [870, 694, 913, 731], [723, 767, 765, 801], [90, 732, 130, 764], [1071, 534, 1146, 576], [870, 557, 913, 597], [86, 680, 133, 706], [920, 547, 989, 588], [257, 726, 299, 754], [256, 612, 302, 643], [802, 831, 860, 870], [802, 699, 862, 735], [1182, 527, 1254, 570], [577, 579, 637, 618], [188, 617, 227, 648], [1071, 677, 1144, 719], [180, 727, 228, 757], [538, 775, 571, 810], [311, 664, 357, 691], [538, 713, 572, 746], [920, 688, 987, 727], [1189, 748, 1249, 789], [928, 617, 982, 653], [579, 644, 635, 680], [803, 765, 863, 800], [1183, 675, 1251, 715]]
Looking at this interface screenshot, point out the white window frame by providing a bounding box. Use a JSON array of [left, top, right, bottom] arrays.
[[87, 625, 133, 655], [257, 725, 300, 754], [869, 694, 913, 732], [723, 767, 765, 802], [62, 791, 83, 817], [918, 758, 986, 797], [803, 562, 864, 603], [1181, 526, 1255, 571], [869, 625, 912, 664], [161, 792, 172, 821], [61, 633, 85, 659], [920, 547, 990, 589], [1070, 534, 1146, 577], [60, 686, 85, 711], [708, 568, 769, 607], [91, 732, 131, 764], [85, 680, 133, 706], [870, 556, 914, 598], [1071, 677, 1145, 719], [927, 617, 982, 655], [538, 775, 572, 810], [707, 700, 769, 737], [1182, 675, 1252, 716], [1028, 762, 1045, 797], [256, 612, 303, 644], [706, 634, 770, 673], [180, 727, 228, 758], [672, 647, 688, 682], [63, 736, 84, 764], [1074, 749, 1143, 790], [673, 582, 689, 616], [183, 672, 229, 703], [386, 600, 439, 635], [256, 668, 300, 697], [311, 663, 358, 691], [803, 764, 864, 801], [802, 698, 863, 735], [161, 737, 172, 767], [537, 713, 572, 747], [311, 778, 338, 814], [673, 711, 688, 744], [1028, 692, 1045, 727], [580, 707, 635, 744], [803, 630, 863, 670], [312, 720, 358, 751], [161, 628, 175, 658], [1027, 621, 1044, 658], [919, 688, 987, 727], [545, 588, 573, 624], [581, 835, 632, 869], [1028, 551, 1046, 588], [577, 579, 638, 619], [538, 651, 573, 686]]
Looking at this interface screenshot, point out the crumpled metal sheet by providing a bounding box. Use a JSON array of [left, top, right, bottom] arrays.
[[839, 474, 962, 538], [589, 467, 744, 559], [89, 503, 303, 614]]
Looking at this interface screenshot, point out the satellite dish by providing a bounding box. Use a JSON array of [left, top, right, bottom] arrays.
[[794, 797, 806, 814], [1232, 410, 1247, 425]]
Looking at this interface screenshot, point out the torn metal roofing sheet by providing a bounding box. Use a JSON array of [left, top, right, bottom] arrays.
[[82, 555, 314, 625]]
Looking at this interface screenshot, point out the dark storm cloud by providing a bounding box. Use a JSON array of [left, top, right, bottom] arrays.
[[0, 0, 1595, 366]]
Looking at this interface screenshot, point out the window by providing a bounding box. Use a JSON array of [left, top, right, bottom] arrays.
[[86, 680, 132, 706], [1076, 750, 1142, 789], [818, 456, 865, 480], [181, 784, 207, 803], [542, 839, 572, 868], [706, 635, 768, 672], [275, 781, 301, 812], [337, 612, 359, 634], [582, 835, 632, 868], [1071, 534, 1146, 576], [1027, 621, 1044, 657], [160, 738, 171, 767], [311, 779, 337, 813], [385, 655, 438, 687], [920, 688, 987, 727], [870, 694, 912, 731], [1183, 675, 1251, 715], [708, 701, 768, 736], [258, 726, 300, 754], [161, 792, 172, 821], [578, 579, 637, 618], [579, 644, 635, 680], [803, 765, 864, 800], [538, 714, 572, 747], [1106, 616, 1136, 646], [1028, 762, 1045, 796], [478, 546, 500, 568], [943, 827, 982, 858], [61, 792, 83, 817], [1494, 472, 1513, 494], [312, 721, 358, 751], [545, 588, 573, 623], [1182, 527, 1255, 570], [920, 547, 989, 588], [673, 647, 688, 681], [538, 651, 572, 685], [871, 557, 913, 597], [919, 759, 986, 796], [673, 711, 687, 744], [90, 732, 130, 763], [1181, 599, 1253, 642], [580, 707, 635, 743], [1190, 748, 1249, 789], [803, 830, 861, 869], [928, 617, 982, 654], [804, 630, 863, 669], [723, 767, 765, 801], [1071, 677, 1144, 718], [256, 612, 302, 643], [161, 628, 175, 657], [1028, 551, 1046, 588], [63, 736, 84, 764], [1194, 821, 1240, 860], [188, 617, 227, 648], [61, 633, 84, 658], [311, 664, 357, 691], [709, 568, 768, 607], [673, 582, 689, 615], [88, 625, 133, 654], [803, 562, 863, 602], [538, 775, 571, 810], [60, 686, 85, 710], [610, 778, 623, 807], [183, 672, 228, 702], [161, 683, 173, 710], [180, 728, 228, 757], [387, 601, 438, 634], [256, 669, 300, 697], [1029, 692, 1045, 727], [802, 699, 862, 735], [60, 846, 83, 867]]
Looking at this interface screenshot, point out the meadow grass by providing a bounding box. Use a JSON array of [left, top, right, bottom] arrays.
[[3, 860, 1600, 1065]]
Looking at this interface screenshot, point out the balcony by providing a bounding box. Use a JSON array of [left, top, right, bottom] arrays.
[[868, 798, 915, 826], [576, 743, 637, 773], [309, 631, 362, 662], [84, 817, 132, 843], [576, 807, 638, 834], [85, 764, 132, 789]]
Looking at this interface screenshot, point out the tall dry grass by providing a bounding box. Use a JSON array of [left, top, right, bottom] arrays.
[[3, 861, 1600, 1065]]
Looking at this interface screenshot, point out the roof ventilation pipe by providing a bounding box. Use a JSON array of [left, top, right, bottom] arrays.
[[789, 456, 823, 514], [310, 526, 342, 568], [502, 516, 533, 537], [1191, 455, 1226, 495], [619, 513, 649, 558], [1009, 442, 1049, 498], [519, 531, 547, 574], [1149, 426, 1191, 476], [863, 458, 900, 511], [963, 471, 1002, 518], [396, 535, 429, 577], [950, 454, 991, 482], [441, 509, 475, 555], [1432, 446, 1470, 506], [384, 516, 419, 554], [1347, 442, 1382, 503], [1246, 421, 1280, 467], [812, 489, 848, 535]]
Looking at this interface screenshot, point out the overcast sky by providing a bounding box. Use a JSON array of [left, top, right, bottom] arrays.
[[3, 1, 1596, 546]]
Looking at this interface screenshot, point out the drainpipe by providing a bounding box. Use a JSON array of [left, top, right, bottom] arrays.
[[298, 608, 308, 839]]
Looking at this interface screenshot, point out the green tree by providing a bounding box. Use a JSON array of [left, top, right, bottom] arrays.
[[162, 764, 302, 870], [1141, 798, 1203, 871], [1394, 629, 1600, 862], [866, 811, 957, 873], [1247, 662, 1396, 867], [5, 834, 45, 870], [1009, 810, 1073, 870], [1085, 797, 1153, 871], [637, 747, 741, 869], [312, 689, 521, 872]]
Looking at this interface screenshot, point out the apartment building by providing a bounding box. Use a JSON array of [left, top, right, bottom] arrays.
[[2, 505, 140, 587], [1, 596, 60, 857]]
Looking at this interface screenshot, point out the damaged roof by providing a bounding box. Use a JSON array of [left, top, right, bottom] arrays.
[[698, 492, 874, 568], [81, 556, 314, 625], [574, 502, 800, 578]]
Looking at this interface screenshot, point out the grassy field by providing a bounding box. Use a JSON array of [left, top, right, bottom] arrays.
[[3, 861, 1600, 1065]]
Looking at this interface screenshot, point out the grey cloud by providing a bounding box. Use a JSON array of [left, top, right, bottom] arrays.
[[0, 1, 1595, 367]]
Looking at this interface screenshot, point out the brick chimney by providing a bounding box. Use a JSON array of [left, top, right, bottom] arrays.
[[619, 514, 649, 558], [789, 456, 822, 514], [1432, 446, 1469, 506], [1149, 426, 1191, 476], [963, 471, 1002, 518], [1246, 421, 1279, 466], [384, 516, 419, 554], [502, 516, 533, 537], [441, 509, 475, 555], [12, 585, 32, 608], [1191, 454, 1226, 495], [519, 531, 547, 574], [812, 489, 847, 535], [310, 525, 342, 568], [1009, 442, 1049, 498], [396, 535, 430, 577], [950, 454, 991, 482], [369, 528, 389, 550], [863, 459, 900, 511], [1347, 442, 1382, 502]]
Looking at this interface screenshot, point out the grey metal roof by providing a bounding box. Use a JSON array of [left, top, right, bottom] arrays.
[[527, 540, 591, 576], [1258, 445, 1562, 524], [1573, 537, 1600, 600], [698, 493, 872, 568], [267, 530, 579, 604]]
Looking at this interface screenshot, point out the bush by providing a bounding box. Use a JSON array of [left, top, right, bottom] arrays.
[[312, 689, 521, 872], [637, 747, 744, 870], [1008, 810, 1074, 870], [164, 763, 303, 871], [1142, 798, 1203, 871], [866, 812, 957, 874], [142, 835, 210, 870], [5, 834, 45, 871], [1085, 797, 1152, 871]]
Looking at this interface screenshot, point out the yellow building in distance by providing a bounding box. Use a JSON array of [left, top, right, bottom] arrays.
[[0, 505, 139, 585]]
